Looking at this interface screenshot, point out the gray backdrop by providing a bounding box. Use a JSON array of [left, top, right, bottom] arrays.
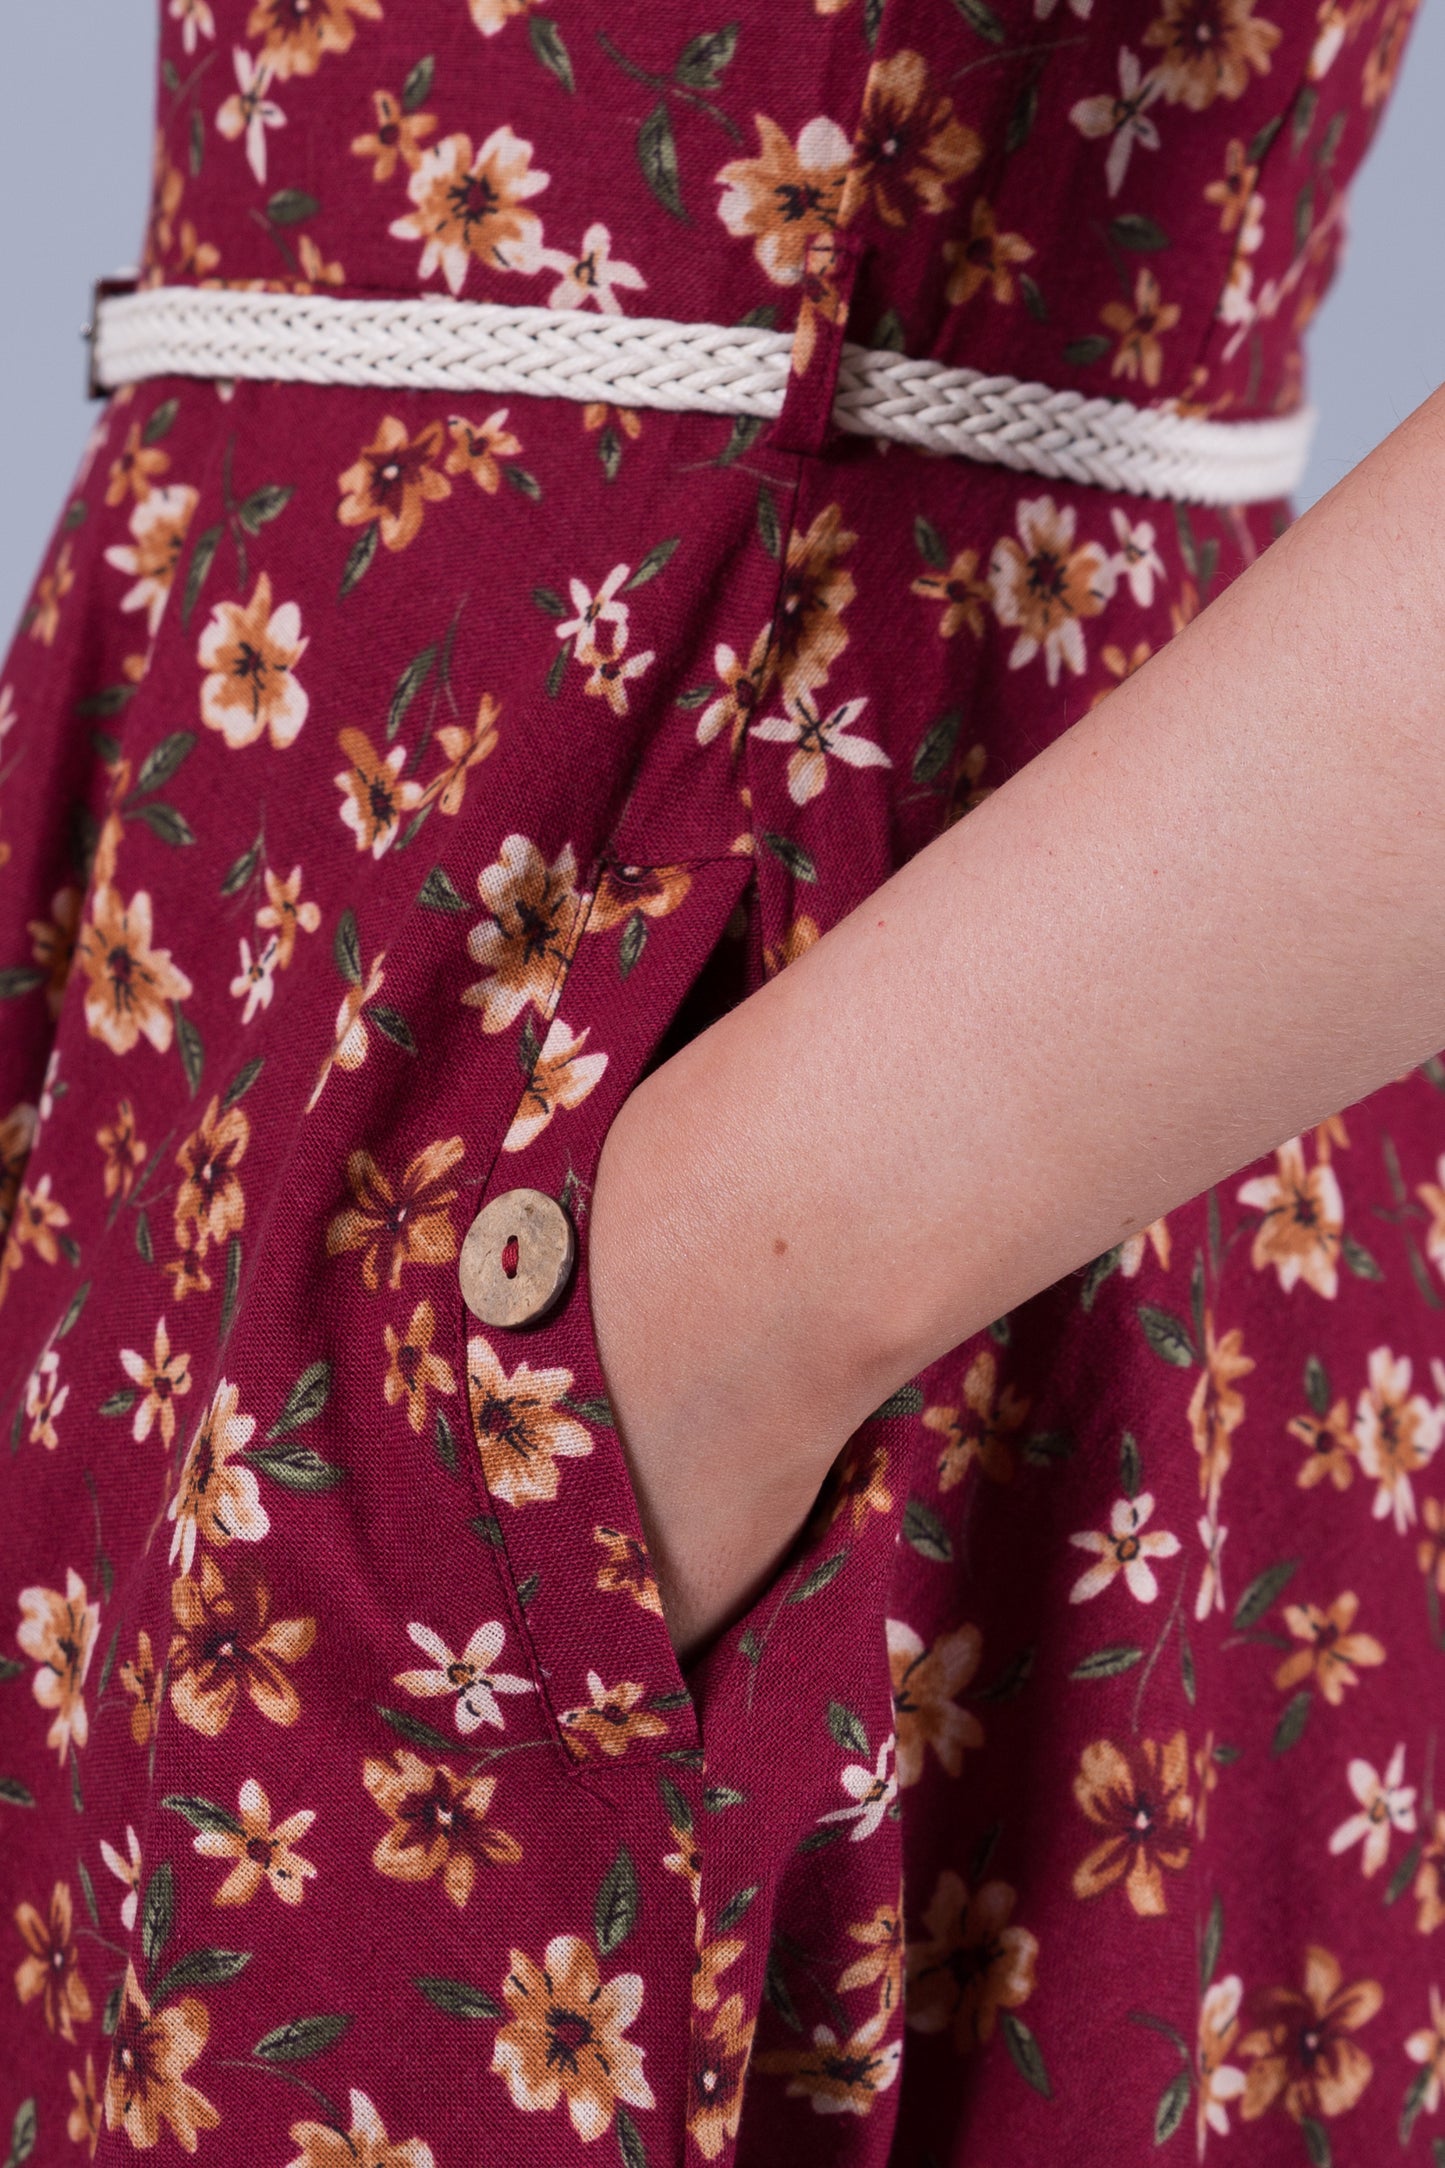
[[1, 0, 1441, 645]]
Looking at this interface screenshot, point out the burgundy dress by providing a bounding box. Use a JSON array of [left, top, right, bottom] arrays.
[[0, 1, 1437, 2161]]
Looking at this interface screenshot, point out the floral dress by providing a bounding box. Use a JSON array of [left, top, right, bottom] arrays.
[[0, 0, 1437, 2162]]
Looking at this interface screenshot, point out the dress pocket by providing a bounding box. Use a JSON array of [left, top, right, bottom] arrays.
[[454, 847, 755, 1786]]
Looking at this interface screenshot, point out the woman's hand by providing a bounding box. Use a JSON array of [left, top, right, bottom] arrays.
[[590, 379, 1445, 1663]]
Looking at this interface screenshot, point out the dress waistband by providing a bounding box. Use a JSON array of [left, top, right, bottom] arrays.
[[88, 281, 1315, 509]]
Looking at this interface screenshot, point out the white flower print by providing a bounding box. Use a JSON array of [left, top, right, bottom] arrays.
[[543, 223, 647, 314], [0, 683, 17, 750], [750, 691, 891, 807], [217, 48, 285, 187], [1109, 511, 1165, 608], [1195, 1511, 1228, 1622], [819, 1734, 897, 1842], [1353, 1346, 1443, 1534], [1328, 1744, 1416, 1877], [557, 565, 632, 659], [394, 1620, 536, 1733], [169, 0, 215, 54], [1197, 1974, 1247, 2148], [1069, 1491, 1181, 1604], [1036, 0, 1091, 18], [1070, 50, 1163, 200], [25, 1350, 69, 1453], [100, 1826, 144, 1932], [230, 936, 279, 1023]]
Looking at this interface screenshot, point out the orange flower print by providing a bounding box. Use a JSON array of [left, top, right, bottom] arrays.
[[687, 1994, 755, 2161], [5, 1174, 70, 1268], [169, 1377, 268, 1573], [492, 1934, 654, 2139], [335, 727, 427, 856], [0, 1098, 36, 1229], [96, 1099, 146, 1203], [306, 951, 388, 1112], [1071, 1732, 1193, 1914], [16, 1570, 99, 1764], [363, 1750, 521, 1906], [28, 542, 75, 646], [106, 418, 171, 506], [1419, 1496, 1445, 1596], [468, 0, 544, 30], [1188, 1309, 1255, 1508], [423, 693, 501, 817], [444, 410, 521, 492], [168, 1553, 316, 1735], [827, 1432, 894, 1534], [558, 1672, 669, 1760], [763, 911, 821, 978], [462, 834, 588, 1031], [13, 1882, 92, 2041], [1099, 267, 1182, 388], [925, 1347, 1031, 1490], [1236, 1137, 1344, 1298], [190, 1778, 317, 1906], [577, 631, 656, 717], [393, 1617, 534, 1733], [327, 1135, 464, 1292], [905, 1871, 1038, 2051], [772, 503, 855, 693], [838, 1898, 904, 2011], [337, 416, 451, 552], [246, 0, 380, 80], [988, 495, 1115, 685], [754, 2007, 902, 2115], [587, 862, 692, 936], [120, 1629, 161, 1747], [383, 1301, 458, 1435], [1415, 1811, 1445, 1934], [284, 2089, 437, 2168], [1353, 1346, 1443, 1532], [352, 88, 437, 181], [391, 128, 550, 295], [163, 1250, 214, 1304], [1288, 1394, 1357, 1490], [119, 1315, 192, 1447], [1238, 1946, 1381, 2125], [174, 1095, 249, 1258], [27, 885, 82, 1017], [1273, 1590, 1385, 1705], [1119, 1212, 1170, 1274], [943, 199, 1035, 307], [1143, 0, 1283, 108], [103, 1964, 219, 2152], [67, 2051, 102, 2157], [715, 115, 851, 283], [912, 547, 990, 640], [254, 863, 321, 968], [593, 1525, 665, 1616], [1205, 137, 1262, 231], [1405, 1986, 1445, 2117], [845, 51, 981, 228], [75, 885, 194, 1055], [504, 1018, 608, 1152], [887, 1620, 984, 1786], [465, 1332, 593, 1508], [198, 570, 309, 750], [104, 484, 200, 636]]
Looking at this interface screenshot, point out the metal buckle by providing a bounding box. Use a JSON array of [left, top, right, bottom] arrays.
[[84, 272, 139, 400]]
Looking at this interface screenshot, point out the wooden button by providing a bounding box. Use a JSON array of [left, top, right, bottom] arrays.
[[459, 1188, 576, 1329]]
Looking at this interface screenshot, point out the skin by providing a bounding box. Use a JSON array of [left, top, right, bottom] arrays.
[[589, 380, 1445, 1662]]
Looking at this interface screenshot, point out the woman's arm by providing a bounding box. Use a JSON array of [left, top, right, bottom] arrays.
[[589, 379, 1445, 1661]]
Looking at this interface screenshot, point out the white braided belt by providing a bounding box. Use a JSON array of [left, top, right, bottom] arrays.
[[90, 283, 1314, 508]]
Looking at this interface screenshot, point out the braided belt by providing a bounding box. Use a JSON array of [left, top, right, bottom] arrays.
[[88, 281, 1314, 508]]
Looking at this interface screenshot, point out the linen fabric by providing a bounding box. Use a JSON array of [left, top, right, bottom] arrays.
[[0, 2, 1438, 2164]]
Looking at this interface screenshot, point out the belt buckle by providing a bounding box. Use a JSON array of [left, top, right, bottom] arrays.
[[84, 271, 139, 400]]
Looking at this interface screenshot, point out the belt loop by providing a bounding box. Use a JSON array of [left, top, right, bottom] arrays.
[[767, 228, 867, 460]]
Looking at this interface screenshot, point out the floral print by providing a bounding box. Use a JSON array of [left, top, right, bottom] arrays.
[[0, 0, 1436, 2161]]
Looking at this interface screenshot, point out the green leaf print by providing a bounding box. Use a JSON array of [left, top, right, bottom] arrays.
[[674, 25, 739, 89], [333, 909, 362, 987], [624, 537, 681, 589], [415, 1977, 504, 2020], [182, 523, 223, 628], [434, 1408, 458, 1473], [266, 189, 319, 225], [529, 17, 575, 91], [55, 1282, 91, 1342], [1000, 2010, 1052, 2098], [0, 1778, 35, 1809], [595, 1845, 640, 1955], [1304, 1355, 1331, 1417], [174, 1005, 204, 1097], [236, 484, 295, 536], [912, 707, 962, 788], [1154, 2068, 1191, 2143], [0, 967, 47, 1001], [1231, 1558, 1299, 1633], [1137, 1303, 1197, 1368], [1300, 2114, 1331, 2167], [418, 865, 467, 914], [1271, 1690, 1313, 1757], [387, 646, 439, 743], [4, 2100, 37, 2168], [616, 2105, 649, 2168], [786, 1552, 847, 1603], [220, 832, 263, 897], [244, 1442, 346, 1493], [219, 1237, 242, 1343], [371, 1006, 417, 1054], [827, 1701, 869, 1758], [637, 99, 686, 220], [715, 1884, 758, 1931], [222, 1056, 265, 1110], [143, 398, 180, 445], [376, 1706, 457, 1756], [340, 524, 379, 599], [1063, 335, 1111, 368], [902, 1497, 953, 1562], [1119, 1430, 1142, 1499], [759, 831, 817, 883], [162, 1793, 245, 1838], [252, 2013, 355, 2062], [1199, 1893, 1223, 1990], [618, 910, 648, 979], [153, 1948, 252, 2002], [1070, 1644, 1144, 1681], [130, 801, 196, 849], [140, 1862, 175, 1974], [401, 55, 434, 112], [1341, 1231, 1384, 1281], [949, 0, 1006, 43], [871, 1383, 924, 1420], [1109, 213, 1170, 251], [912, 514, 948, 569], [756, 483, 781, 560]]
